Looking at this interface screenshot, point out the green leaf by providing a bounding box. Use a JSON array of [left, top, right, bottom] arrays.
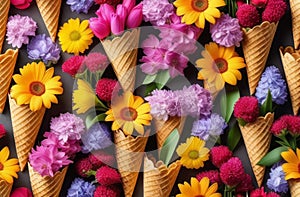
[[85, 113, 107, 129], [143, 74, 157, 85], [260, 89, 273, 116], [159, 129, 180, 166], [144, 83, 158, 97], [257, 146, 288, 166], [225, 87, 240, 123], [220, 93, 227, 120], [155, 70, 170, 89], [227, 122, 241, 151]]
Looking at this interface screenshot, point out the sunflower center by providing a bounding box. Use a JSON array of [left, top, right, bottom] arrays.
[[195, 195, 204, 197], [70, 31, 81, 41], [120, 107, 138, 121], [0, 162, 3, 170], [214, 58, 228, 73], [189, 150, 199, 159], [30, 81, 45, 96], [192, 0, 209, 12]]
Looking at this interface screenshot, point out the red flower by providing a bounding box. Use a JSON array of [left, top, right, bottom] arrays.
[[0, 124, 6, 139], [250, 187, 267, 197], [96, 78, 118, 102], [94, 185, 121, 197], [234, 96, 259, 123], [251, 0, 268, 7], [95, 166, 121, 186], [266, 192, 280, 197], [210, 145, 233, 168], [62, 55, 85, 77], [83, 52, 108, 73], [270, 117, 288, 136], [262, 0, 287, 23], [10, 187, 32, 197], [287, 116, 300, 135], [196, 170, 221, 185], [94, 0, 121, 6], [89, 150, 115, 167], [236, 173, 254, 193], [236, 4, 260, 28], [220, 157, 245, 186], [75, 157, 93, 177]]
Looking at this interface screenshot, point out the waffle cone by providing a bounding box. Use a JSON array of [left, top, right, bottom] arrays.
[[0, 179, 12, 197], [154, 116, 186, 150], [28, 164, 68, 197], [143, 156, 181, 197], [242, 21, 278, 95], [279, 49, 300, 115], [239, 112, 274, 187], [113, 130, 148, 197], [8, 95, 46, 171], [36, 0, 61, 41], [101, 29, 140, 92], [290, 0, 300, 49], [0, 0, 9, 52], [289, 179, 300, 197], [0, 49, 19, 113]]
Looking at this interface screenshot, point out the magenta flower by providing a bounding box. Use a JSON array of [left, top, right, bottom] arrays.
[[127, 3, 143, 29], [123, 0, 135, 12], [116, 5, 128, 28], [83, 52, 109, 73], [140, 55, 168, 75], [89, 18, 110, 40], [165, 51, 188, 77], [96, 4, 115, 23], [141, 35, 161, 56], [111, 14, 124, 35]]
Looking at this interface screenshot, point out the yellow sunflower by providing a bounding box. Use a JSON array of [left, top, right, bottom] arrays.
[[176, 136, 210, 169], [0, 147, 20, 184], [11, 62, 63, 112], [58, 18, 94, 55], [196, 42, 246, 91], [174, 0, 226, 29], [281, 148, 300, 180], [177, 177, 221, 197], [105, 91, 152, 136]]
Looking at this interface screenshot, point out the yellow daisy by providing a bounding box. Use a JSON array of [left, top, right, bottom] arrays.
[[281, 148, 300, 180], [11, 62, 63, 112], [176, 136, 210, 169], [0, 147, 20, 184], [105, 91, 152, 136], [176, 177, 221, 197], [174, 0, 226, 29], [58, 18, 94, 55], [196, 42, 246, 91]]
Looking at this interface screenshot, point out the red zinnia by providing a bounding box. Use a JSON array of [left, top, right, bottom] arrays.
[[96, 78, 118, 102], [75, 157, 93, 177], [234, 96, 259, 123], [236, 4, 260, 28], [95, 166, 121, 186], [0, 124, 6, 139], [94, 185, 121, 197], [210, 145, 233, 168], [220, 157, 245, 186], [62, 55, 85, 77]]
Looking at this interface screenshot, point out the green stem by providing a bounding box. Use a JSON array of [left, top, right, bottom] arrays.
[[95, 96, 109, 110]]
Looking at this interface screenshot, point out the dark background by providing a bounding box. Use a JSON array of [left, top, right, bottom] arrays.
[[0, 0, 295, 196]]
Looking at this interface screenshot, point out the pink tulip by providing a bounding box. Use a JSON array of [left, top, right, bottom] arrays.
[[10, 187, 32, 197], [89, 18, 111, 40], [126, 3, 143, 29], [10, 0, 32, 9], [111, 14, 124, 35], [122, 0, 135, 12], [116, 5, 128, 29], [96, 4, 115, 23]]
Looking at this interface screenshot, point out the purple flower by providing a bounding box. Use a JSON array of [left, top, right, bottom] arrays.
[[6, 14, 37, 48], [255, 66, 288, 105], [164, 51, 188, 77], [141, 35, 161, 56], [210, 14, 243, 47], [81, 123, 113, 153], [29, 145, 72, 177], [27, 34, 60, 65], [140, 55, 168, 75], [142, 0, 174, 26], [50, 113, 85, 143], [66, 0, 94, 14], [67, 178, 95, 197], [267, 163, 288, 193]]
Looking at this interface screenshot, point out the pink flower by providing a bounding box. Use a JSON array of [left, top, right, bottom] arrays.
[[83, 52, 109, 72], [220, 157, 245, 186], [89, 17, 111, 40], [236, 173, 254, 193], [10, 187, 32, 197], [11, 0, 32, 9], [95, 166, 121, 185], [94, 185, 121, 197], [262, 0, 287, 23], [75, 157, 93, 177], [126, 3, 143, 28], [140, 55, 168, 75], [251, 0, 268, 7], [141, 35, 161, 56], [210, 145, 233, 168], [234, 96, 259, 123], [62, 55, 85, 77], [0, 124, 6, 139], [236, 4, 260, 28], [122, 0, 135, 12], [165, 51, 188, 77], [96, 78, 118, 101], [111, 14, 124, 35], [116, 5, 128, 29], [96, 4, 115, 23], [250, 187, 267, 197], [196, 170, 221, 185]]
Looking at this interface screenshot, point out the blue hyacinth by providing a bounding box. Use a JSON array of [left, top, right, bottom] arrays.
[[67, 178, 95, 197]]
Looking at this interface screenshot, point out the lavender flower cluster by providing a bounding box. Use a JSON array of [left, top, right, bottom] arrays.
[[145, 84, 212, 120], [66, 0, 94, 14]]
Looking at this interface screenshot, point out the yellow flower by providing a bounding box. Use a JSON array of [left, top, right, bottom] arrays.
[[105, 91, 152, 135], [11, 62, 63, 112], [196, 42, 246, 91], [58, 18, 94, 55], [0, 147, 20, 184], [174, 0, 225, 29], [176, 177, 221, 197], [281, 148, 300, 180], [73, 79, 96, 114], [176, 136, 210, 169]]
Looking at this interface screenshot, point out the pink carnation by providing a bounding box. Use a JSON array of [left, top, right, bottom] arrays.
[[250, 187, 267, 197], [270, 116, 289, 136], [210, 145, 233, 168], [94, 185, 121, 197], [220, 157, 245, 186], [96, 78, 118, 102], [236, 4, 260, 28], [236, 173, 254, 193], [83, 52, 108, 73], [234, 96, 259, 123], [62, 55, 85, 77], [262, 0, 287, 23], [95, 166, 121, 185], [196, 170, 221, 185], [286, 115, 300, 135], [0, 124, 6, 139], [75, 157, 93, 177]]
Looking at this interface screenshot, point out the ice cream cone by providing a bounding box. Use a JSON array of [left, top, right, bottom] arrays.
[[0, 0, 10, 53], [28, 163, 68, 197], [242, 21, 278, 95], [36, 0, 62, 41], [0, 49, 19, 113], [279, 48, 300, 115], [289, 179, 300, 197], [0, 179, 12, 197], [143, 156, 181, 197], [8, 95, 46, 171], [290, 0, 300, 49], [101, 28, 140, 92], [238, 112, 274, 187], [113, 129, 149, 197]]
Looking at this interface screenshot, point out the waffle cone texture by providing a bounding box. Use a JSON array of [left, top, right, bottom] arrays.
[[0, 0, 10, 52], [101, 28, 140, 92], [242, 21, 278, 95], [143, 156, 181, 197], [290, 0, 300, 49], [36, 0, 62, 41], [239, 112, 274, 187], [289, 179, 300, 197], [279, 49, 300, 115], [0, 179, 12, 197], [28, 164, 68, 197], [113, 130, 149, 197], [8, 95, 46, 171], [0, 49, 18, 113]]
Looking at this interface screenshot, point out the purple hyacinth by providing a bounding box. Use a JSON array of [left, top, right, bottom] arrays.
[[255, 66, 288, 105], [67, 178, 95, 197], [66, 0, 94, 14], [267, 162, 288, 193], [27, 34, 61, 65]]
